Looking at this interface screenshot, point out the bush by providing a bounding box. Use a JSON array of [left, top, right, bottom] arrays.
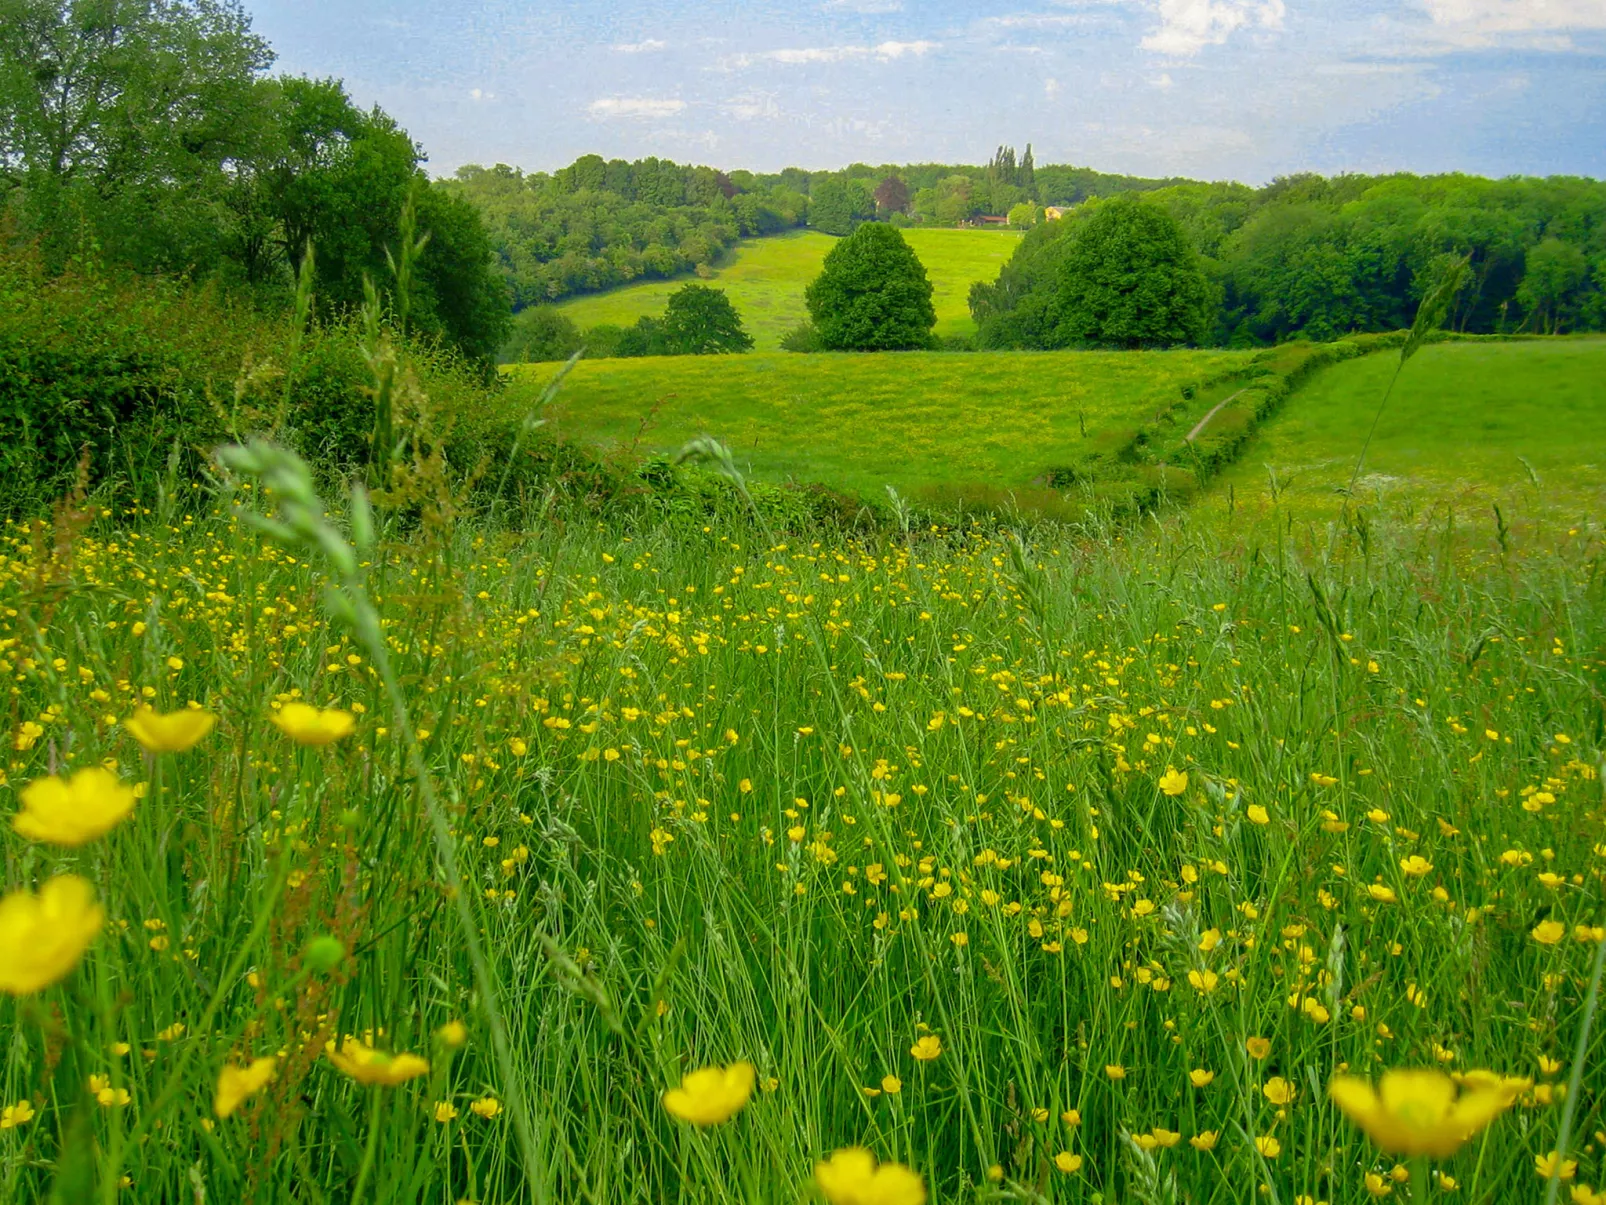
[[0, 241, 507, 513], [503, 307, 582, 363], [780, 322, 823, 353], [805, 223, 937, 351]]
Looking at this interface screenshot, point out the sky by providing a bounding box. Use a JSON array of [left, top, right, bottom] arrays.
[[248, 0, 1606, 184]]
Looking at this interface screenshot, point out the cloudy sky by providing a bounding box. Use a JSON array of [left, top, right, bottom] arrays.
[[249, 0, 1606, 183]]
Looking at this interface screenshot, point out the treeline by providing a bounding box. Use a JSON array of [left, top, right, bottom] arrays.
[[971, 172, 1606, 347], [441, 160, 809, 310], [449, 145, 1183, 312], [0, 1, 510, 364]]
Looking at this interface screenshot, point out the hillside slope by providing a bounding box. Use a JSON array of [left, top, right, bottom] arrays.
[[1202, 338, 1606, 523], [508, 348, 1251, 506], [552, 228, 1021, 349]]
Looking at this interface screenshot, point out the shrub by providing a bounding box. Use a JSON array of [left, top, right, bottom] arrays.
[[805, 223, 936, 352], [503, 307, 583, 363], [780, 322, 823, 353], [0, 241, 508, 513]]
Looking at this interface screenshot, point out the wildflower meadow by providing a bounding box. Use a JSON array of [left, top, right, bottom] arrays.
[[1, 439, 1602, 1203]]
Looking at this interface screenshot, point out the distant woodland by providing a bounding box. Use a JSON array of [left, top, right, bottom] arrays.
[[448, 148, 1606, 343]]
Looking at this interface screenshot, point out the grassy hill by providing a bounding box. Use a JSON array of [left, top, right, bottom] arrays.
[[552, 228, 1021, 349], [508, 348, 1252, 506], [1202, 338, 1606, 524]]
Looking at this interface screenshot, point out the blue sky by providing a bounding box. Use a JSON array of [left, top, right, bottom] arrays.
[[249, 0, 1606, 183]]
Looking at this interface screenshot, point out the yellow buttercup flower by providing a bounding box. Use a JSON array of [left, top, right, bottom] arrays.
[[1190, 1069, 1216, 1088], [14, 768, 137, 846], [1158, 768, 1188, 796], [1053, 1150, 1083, 1173], [814, 1147, 927, 1205], [433, 1100, 458, 1124], [1190, 1130, 1219, 1151], [1263, 1076, 1297, 1105], [910, 1035, 942, 1062], [1532, 920, 1566, 946], [215, 1056, 277, 1118], [88, 1075, 131, 1108], [470, 1096, 502, 1119], [437, 1020, 468, 1048], [661, 1061, 754, 1126], [880, 1074, 902, 1095], [324, 1037, 430, 1086], [1246, 1037, 1272, 1060], [1537, 1152, 1578, 1181], [126, 706, 215, 754], [1329, 1069, 1517, 1156], [271, 703, 356, 746], [0, 1100, 36, 1129], [0, 876, 104, 995]]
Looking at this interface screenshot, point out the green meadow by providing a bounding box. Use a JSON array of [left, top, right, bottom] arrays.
[[1204, 338, 1606, 524], [508, 347, 1250, 499], [553, 228, 1022, 348]]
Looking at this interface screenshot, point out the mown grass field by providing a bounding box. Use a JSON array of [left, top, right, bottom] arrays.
[[508, 348, 1251, 499], [553, 228, 1022, 349], [3, 465, 1603, 1204], [1203, 338, 1606, 525]]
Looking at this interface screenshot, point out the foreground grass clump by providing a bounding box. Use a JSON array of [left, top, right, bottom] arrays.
[[1, 479, 1603, 1203], [553, 228, 1021, 348]]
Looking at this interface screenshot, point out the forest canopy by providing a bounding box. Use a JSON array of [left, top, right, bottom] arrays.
[[0, 0, 510, 365], [969, 172, 1606, 347]]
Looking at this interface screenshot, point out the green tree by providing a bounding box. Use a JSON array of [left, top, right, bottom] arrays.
[[659, 284, 752, 354], [1055, 197, 1213, 348], [1517, 237, 1589, 333], [934, 175, 974, 225], [1007, 202, 1039, 230], [242, 77, 509, 364], [805, 222, 935, 351], [0, 0, 274, 272], [809, 177, 858, 236], [504, 307, 581, 362]]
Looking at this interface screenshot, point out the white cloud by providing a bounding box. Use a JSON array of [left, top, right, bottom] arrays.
[[1139, 0, 1286, 56], [612, 39, 667, 53], [1422, 0, 1606, 35], [1045, 76, 1063, 99], [723, 40, 938, 69], [468, 87, 496, 102], [726, 92, 782, 120], [874, 39, 940, 58], [586, 97, 687, 119]]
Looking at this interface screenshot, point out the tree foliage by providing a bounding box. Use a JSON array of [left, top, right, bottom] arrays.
[[874, 176, 911, 216], [660, 284, 752, 354], [441, 158, 808, 310], [975, 172, 1606, 346], [503, 306, 582, 363], [0, 5, 510, 365], [805, 222, 936, 351], [1054, 197, 1214, 349]]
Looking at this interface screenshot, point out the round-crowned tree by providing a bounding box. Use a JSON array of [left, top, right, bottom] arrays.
[[1055, 197, 1214, 349], [659, 284, 754, 354], [805, 223, 936, 351]]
